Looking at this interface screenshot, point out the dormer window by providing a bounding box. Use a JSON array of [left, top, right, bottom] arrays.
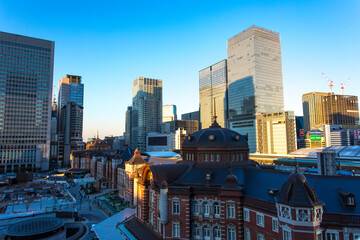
[[348, 197, 355, 206], [205, 172, 212, 181], [338, 188, 356, 208]]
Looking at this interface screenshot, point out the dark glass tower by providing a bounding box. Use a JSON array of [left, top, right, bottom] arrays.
[[0, 31, 55, 172]]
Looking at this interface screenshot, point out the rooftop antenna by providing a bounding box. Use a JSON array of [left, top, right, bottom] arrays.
[[340, 78, 350, 95], [322, 73, 334, 94]]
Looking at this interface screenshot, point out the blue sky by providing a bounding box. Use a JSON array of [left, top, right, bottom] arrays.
[[1, 0, 359, 140]]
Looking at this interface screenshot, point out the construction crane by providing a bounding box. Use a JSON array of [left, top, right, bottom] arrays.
[[340, 78, 350, 95], [322, 73, 334, 94]]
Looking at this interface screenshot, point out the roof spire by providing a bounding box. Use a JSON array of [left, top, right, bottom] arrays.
[[213, 98, 217, 123]]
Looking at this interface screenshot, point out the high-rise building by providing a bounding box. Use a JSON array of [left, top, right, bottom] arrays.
[[131, 77, 162, 151], [0, 32, 55, 172], [124, 106, 132, 146], [161, 120, 198, 135], [57, 74, 84, 166], [256, 111, 297, 155], [50, 99, 59, 169], [181, 110, 201, 130], [227, 26, 284, 152], [162, 104, 177, 122], [302, 92, 359, 132], [199, 59, 228, 129]]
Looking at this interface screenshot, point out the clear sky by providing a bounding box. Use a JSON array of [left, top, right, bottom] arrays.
[[1, 0, 359, 140]]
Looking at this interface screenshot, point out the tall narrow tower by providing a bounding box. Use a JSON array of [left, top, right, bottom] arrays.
[[227, 26, 284, 152], [131, 77, 162, 151], [58, 74, 84, 167]]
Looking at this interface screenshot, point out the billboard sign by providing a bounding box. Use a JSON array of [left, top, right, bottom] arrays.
[[310, 135, 322, 141], [299, 129, 305, 136], [355, 129, 358, 140]]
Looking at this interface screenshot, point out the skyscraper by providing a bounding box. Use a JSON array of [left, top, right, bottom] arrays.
[[227, 26, 284, 152], [0, 32, 55, 172], [162, 104, 177, 122], [124, 106, 132, 146], [131, 77, 162, 151], [199, 59, 228, 129], [302, 92, 359, 132], [256, 111, 297, 154], [57, 74, 84, 166]]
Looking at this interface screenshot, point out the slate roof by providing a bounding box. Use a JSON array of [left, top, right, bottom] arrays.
[[182, 121, 248, 149], [243, 167, 360, 215]]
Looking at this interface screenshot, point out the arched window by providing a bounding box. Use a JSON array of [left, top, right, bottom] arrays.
[[214, 226, 221, 240], [203, 225, 210, 240], [192, 200, 199, 215], [203, 202, 210, 217], [214, 202, 220, 217]]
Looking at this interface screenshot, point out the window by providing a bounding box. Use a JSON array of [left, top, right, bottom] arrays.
[[192, 200, 199, 215], [256, 213, 264, 227], [157, 217, 161, 233], [194, 225, 201, 239], [214, 226, 221, 240], [348, 197, 355, 205], [227, 203, 235, 219], [326, 232, 338, 240], [354, 234, 360, 240], [244, 227, 251, 240], [157, 197, 160, 211], [172, 200, 180, 215], [227, 226, 236, 240], [314, 208, 322, 221], [203, 225, 210, 239], [214, 202, 220, 217], [283, 230, 292, 240], [272, 218, 278, 232], [244, 208, 250, 221], [172, 221, 180, 238], [316, 232, 322, 240], [257, 233, 265, 240], [203, 202, 210, 217]]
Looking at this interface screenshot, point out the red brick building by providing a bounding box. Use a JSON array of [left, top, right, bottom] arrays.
[[122, 121, 360, 240]]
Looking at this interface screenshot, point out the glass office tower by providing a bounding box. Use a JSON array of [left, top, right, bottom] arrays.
[[227, 26, 284, 152], [199, 60, 228, 129], [57, 74, 84, 167], [0, 32, 55, 172], [131, 77, 162, 151]]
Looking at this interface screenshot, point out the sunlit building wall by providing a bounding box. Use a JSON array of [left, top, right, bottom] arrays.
[[131, 77, 162, 151], [227, 26, 284, 152], [199, 59, 228, 129]]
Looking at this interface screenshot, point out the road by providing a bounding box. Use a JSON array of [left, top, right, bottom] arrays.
[[67, 182, 109, 240]]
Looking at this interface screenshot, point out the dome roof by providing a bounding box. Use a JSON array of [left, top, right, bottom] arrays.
[[182, 121, 248, 149], [276, 172, 322, 207], [6, 217, 65, 237]]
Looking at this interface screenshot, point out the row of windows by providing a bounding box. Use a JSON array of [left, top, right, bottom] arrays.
[[244, 208, 278, 232]]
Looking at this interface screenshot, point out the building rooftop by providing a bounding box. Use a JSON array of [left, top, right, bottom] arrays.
[[6, 217, 65, 237]]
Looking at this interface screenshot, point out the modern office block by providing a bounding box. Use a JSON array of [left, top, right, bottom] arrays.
[[302, 92, 359, 132], [57, 74, 84, 166], [199, 59, 228, 129], [49, 99, 58, 169], [161, 120, 199, 135], [227, 26, 284, 153], [162, 104, 177, 123], [0, 31, 55, 172], [256, 111, 296, 155], [181, 110, 201, 130], [131, 77, 162, 151]]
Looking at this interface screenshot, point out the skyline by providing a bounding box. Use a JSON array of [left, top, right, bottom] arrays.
[[1, 0, 359, 140]]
